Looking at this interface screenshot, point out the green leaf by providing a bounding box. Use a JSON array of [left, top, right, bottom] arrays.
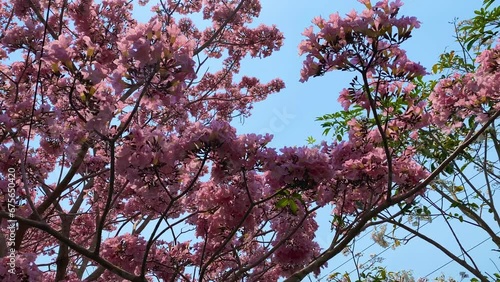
[[328, 272, 341, 280], [430, 163, 436, 171], [289, 200, 298, 215], [466, 39, 476, 51], [380, 268, 387, 279], [306, 136, 316, 145], [460, 163, 469, 172], [275, 198, 289, 209], [423, 206, 431, 215], [469, 203, 479, 211], [444, 164, 454, 174], [291, 192, 302, 200]]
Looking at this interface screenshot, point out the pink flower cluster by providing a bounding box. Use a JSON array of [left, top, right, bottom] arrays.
[[100, 234, 147, 276], [299, 0, 423, 82], [270, 212, 323, 276], [0, 253, 42, 281], [429, 41, 500, 131]]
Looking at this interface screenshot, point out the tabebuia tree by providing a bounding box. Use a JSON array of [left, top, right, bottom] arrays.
[[0, 0, 497, 282]]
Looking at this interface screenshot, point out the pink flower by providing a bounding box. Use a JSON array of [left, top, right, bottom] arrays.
[[45, 34, 75, 63]]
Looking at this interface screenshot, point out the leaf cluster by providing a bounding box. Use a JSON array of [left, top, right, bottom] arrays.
[[316, 107, 364, 140], [460, 0, 500, 51]]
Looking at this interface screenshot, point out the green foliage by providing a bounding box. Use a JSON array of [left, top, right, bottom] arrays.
[[413, 127, 470, 174], [317, 74, 429, 154], [275, 190, 304, 215], [431, 0, 499, 77], [316, 107, 364, 140], [432, 50, 476, 74], [460, 0, 500, 51], [306, 136, 317, 145], [412, 75, 436, 100]]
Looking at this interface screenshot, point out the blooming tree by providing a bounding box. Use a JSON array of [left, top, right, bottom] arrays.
[[0, 0, 497, 282], [311, 0, 500, 281]]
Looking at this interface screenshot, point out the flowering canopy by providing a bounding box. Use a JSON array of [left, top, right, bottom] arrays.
[[0, 0, 498, 281]]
